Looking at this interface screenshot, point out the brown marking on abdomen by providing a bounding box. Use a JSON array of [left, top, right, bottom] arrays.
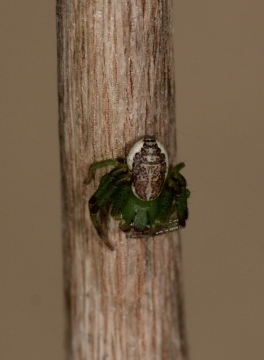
[[132, 138, 166, 200]]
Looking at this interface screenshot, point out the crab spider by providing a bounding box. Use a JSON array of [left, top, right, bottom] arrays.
[[87, 136, 190, 250]]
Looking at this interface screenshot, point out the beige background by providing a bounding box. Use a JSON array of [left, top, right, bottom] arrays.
[[1, 1, 264, 359]]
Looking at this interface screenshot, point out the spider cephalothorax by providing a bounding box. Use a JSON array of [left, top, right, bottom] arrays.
[[86, 136, 190, 250]]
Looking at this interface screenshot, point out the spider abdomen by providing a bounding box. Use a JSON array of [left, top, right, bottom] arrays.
[[127, 136, 168, 201]]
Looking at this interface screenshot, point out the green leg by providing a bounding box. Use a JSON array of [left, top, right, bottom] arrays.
[[111, 185, 135, 232], [89, 167, 131, 217], [85, 159, 123, 184], [129, 189, 175, 238], [171, 162, 185, 178], [175, 188, 190, 227], [155, 188, 174, 224], [89, 214, 115, 250], [89, 167, 131, 250], [167, 165, 190, 228], [89, 173, 118, 250], [89, 165, 129, 203]]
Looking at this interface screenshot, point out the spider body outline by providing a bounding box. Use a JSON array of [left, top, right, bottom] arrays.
[[87, 136, 190, 250]]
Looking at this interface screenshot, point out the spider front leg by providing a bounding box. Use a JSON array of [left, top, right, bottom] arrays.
[[85, 159, 123, 184], [88, 165, 131, 250]]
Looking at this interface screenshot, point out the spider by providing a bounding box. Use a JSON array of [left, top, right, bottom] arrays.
[[86, 136, 190, 250]]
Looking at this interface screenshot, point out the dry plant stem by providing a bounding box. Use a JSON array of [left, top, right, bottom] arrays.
[[57, 0, 189, 359]]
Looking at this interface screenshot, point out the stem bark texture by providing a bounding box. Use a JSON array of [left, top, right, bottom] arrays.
[[57, 1, 189, 359]]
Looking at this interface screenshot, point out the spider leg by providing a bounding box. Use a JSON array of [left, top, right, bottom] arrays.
[[130, 163, 190, 239], [171, 162, 185, 177], [85, 159, 123, 184], [89, 165, 131, 250], [89, 165, 128, 201], [129, 190, 176, 238], [152, 219, 180, 235], [129, 219, 180, 238], [167, 163, 190, 227], [110, 185, 134, 233]]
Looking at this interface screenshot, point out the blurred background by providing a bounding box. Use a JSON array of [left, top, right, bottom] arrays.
[[1, 1, 264, 359]]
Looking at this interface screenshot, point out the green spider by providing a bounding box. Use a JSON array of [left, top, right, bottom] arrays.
[[87, 136, 190, 250]]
